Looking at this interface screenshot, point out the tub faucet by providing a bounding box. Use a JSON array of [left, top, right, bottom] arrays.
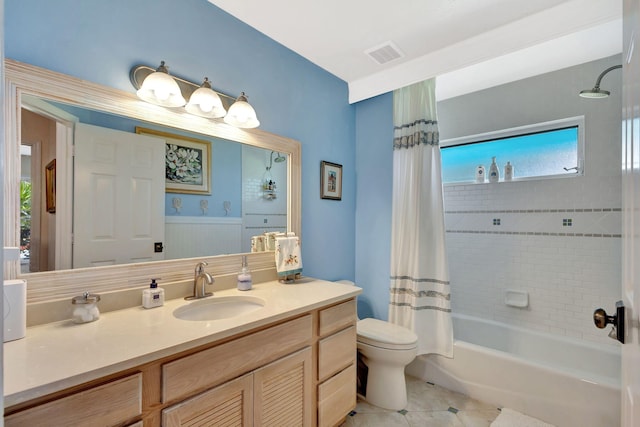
[[186, 261, 214, 300]]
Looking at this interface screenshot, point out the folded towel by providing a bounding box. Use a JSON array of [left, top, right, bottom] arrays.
[[251, 235, 266, 252], [275, 236, 302, 277]]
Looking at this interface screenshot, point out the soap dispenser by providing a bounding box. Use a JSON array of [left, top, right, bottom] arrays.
[[489, 157, 500, 183], [237, 256, 253, 291], [142, 278, 165, 309]]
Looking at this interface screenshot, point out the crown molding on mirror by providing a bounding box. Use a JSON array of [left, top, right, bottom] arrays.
[[3, 59, 301, 303]]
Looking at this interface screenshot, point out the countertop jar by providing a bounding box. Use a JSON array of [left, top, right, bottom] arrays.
[[71, 292, 101, 324]]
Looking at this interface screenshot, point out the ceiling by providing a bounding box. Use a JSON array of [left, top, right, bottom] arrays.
[[209, 0, 622, 103]]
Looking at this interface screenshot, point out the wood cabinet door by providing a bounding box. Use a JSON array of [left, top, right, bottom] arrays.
[[253, 347, 312, 427], [162, 374, 253, 427]]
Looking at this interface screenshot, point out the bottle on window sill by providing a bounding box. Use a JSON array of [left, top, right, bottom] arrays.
[[489, 157, 500, 183], [475, 165, 485, 183], [504, 161, 514, 181]]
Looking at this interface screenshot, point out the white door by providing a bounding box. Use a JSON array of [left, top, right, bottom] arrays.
[[622, 0, 640, 424], [73, 123, 165, 268]]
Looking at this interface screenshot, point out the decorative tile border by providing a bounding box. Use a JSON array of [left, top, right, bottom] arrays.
[[445, 206, 621, 237], [446, 230, 621, 238], [445, 208, 621, 214]]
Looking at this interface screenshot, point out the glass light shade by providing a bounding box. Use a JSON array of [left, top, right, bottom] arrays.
[[136, 62, 186, 107], [185, 78, 226, 118], [224, 92, 260, 128]]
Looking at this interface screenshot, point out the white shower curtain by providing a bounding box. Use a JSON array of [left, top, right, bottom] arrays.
[[389, 79, 453, 357]]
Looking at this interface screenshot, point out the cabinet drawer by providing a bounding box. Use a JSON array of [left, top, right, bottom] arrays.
[[5, 373, 142, 427], [318, 325, 356, 382], [318, 364, 356, 427], [163, 314, 312, 403], [318, 299, 356, 337]]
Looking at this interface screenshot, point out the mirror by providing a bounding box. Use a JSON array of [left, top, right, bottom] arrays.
[[20, 98, 289, 273], [4, 60, 301, 288]]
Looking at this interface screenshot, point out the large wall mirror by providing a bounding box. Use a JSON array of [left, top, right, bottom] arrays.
[[4, 59, 301, 302]]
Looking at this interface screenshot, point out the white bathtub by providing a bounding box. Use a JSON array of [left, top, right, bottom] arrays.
[[406, 313, 620, 427]]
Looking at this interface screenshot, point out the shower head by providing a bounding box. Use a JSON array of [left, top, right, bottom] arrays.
[[579, 64, 622, 99], [266, 151, 286, 171], [274, 152, 286, 163], [580, 87, 611, 98]]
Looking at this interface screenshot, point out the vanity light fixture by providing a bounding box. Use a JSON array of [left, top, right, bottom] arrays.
[[579, 64, 622, 99], [135, 61, 186, 107], [224, 92, 260, 129], [130, 62, 260, 128]]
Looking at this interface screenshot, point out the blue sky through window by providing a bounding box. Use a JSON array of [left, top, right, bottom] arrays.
[[441, 127, 578, 183]]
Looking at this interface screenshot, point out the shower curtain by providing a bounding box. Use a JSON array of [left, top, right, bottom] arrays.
[[389, 79, 453, 357]]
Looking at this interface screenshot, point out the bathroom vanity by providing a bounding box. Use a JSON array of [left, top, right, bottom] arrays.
[[3, 279, 360, 427], [1, 59, 356, 426]]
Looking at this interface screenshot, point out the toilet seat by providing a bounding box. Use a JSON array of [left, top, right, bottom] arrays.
[[357, 318, 417, 350]]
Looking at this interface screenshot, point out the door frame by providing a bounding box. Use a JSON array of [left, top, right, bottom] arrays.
[[21, 96, 76, 270], [621, 0, 640, 424]]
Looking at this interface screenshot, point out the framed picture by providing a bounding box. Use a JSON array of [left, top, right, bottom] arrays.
[[320, 161, 342, 200], [45, 159, 56, 213], [136, 127, 211, 195]]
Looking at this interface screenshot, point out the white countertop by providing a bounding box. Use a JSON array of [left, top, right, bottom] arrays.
[[4, 277, 361, 407]]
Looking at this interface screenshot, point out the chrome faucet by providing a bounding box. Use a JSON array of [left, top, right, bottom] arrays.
[[186, 261, 214, 300]]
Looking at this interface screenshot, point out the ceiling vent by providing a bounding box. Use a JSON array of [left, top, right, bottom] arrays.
[[365, 41, 405, 65]]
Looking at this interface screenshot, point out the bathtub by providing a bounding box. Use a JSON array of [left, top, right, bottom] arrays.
[[406, 313, 620, 427]]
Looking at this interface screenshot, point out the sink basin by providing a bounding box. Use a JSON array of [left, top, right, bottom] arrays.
[[173, 295, 266, 321]]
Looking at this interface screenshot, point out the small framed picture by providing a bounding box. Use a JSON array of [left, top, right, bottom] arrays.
[[45, 159, 56, 213], [320, 161, 342, 200], [136, 127, 211, 195]]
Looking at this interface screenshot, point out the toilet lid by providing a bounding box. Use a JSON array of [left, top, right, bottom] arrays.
[[357, 318, 418, 350]]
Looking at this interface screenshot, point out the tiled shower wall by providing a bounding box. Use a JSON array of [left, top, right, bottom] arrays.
[[438, 55, 623, 347], [443, 180, 621, 345]]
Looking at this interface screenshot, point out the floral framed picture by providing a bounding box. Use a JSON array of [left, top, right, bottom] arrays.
[[320, 161, 342, 200], [136, 127, 211, 195]]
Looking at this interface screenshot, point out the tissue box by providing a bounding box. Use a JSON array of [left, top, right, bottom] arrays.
[[4, 279, 26, 342]]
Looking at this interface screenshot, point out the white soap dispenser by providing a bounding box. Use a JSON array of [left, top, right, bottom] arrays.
[[489, 157, 500, 183], [142, 278, 165, 309], [237, 256, 253, 291]]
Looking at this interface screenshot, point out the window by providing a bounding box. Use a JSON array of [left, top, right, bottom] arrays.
[[441, 116, 584, 184]]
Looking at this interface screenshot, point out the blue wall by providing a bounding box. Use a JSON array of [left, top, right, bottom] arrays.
[[354, 93, 393, 320], [5, 0, 356, 281]]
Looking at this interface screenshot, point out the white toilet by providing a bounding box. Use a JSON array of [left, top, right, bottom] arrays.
[[336, 280, 418, 410]]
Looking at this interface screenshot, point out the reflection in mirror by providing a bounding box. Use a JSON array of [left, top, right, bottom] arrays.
[[4, 60, 300, 301], [19, 97, 288, 273]]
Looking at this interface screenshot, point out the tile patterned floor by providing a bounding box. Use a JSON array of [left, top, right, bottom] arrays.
[[341, 376, 501, 427]]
